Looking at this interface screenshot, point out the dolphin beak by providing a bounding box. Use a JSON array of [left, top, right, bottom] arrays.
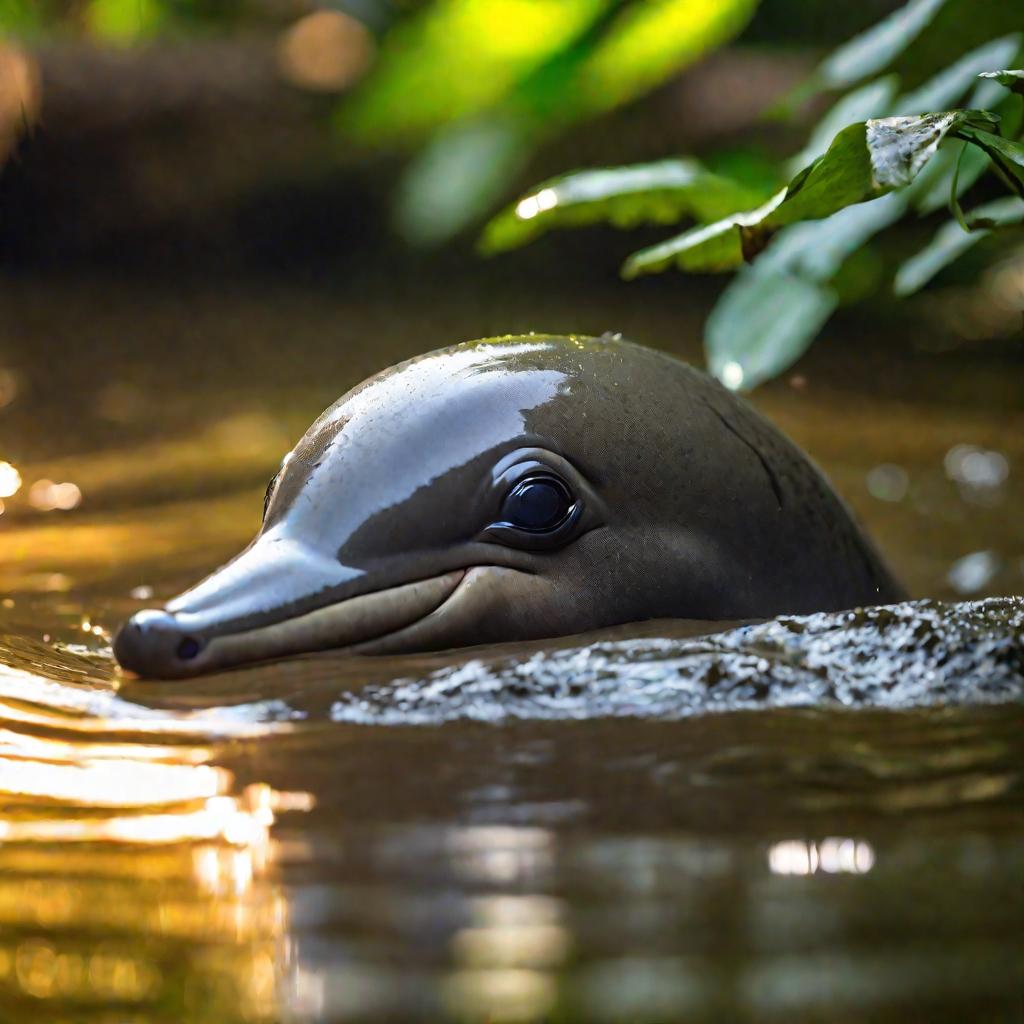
[[113, 536, 464, 679]]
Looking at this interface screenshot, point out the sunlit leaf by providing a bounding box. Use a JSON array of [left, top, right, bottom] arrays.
[[978, 69, 1024, 95], [779, 122, 878, 218], [573, 0, 759, 116], [350, 0, 760, 244], [704, 268, 838, 391], [85, 0, 164, 41], [893, 196, 1024, 295], [699, 69, 1024, 387], [341, 0, 605, 143], [625, 120, 888, 277], [479, 159, 764, 254], [343, 0, 757, 146], [728, 44, 1020, 375], [621, 190, 786, 277], [394, 116, 532, 245], [624, 110, 997, 279], [793, 38, 1020, 193]]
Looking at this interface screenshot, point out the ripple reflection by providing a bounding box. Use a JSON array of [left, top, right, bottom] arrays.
[[0, 647, 312, 1021]]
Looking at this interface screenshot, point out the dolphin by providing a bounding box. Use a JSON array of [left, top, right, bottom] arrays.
[[113, 334, 903, 678]]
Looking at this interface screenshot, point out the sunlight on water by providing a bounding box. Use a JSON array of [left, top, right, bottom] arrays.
[[0, 461, 21, 498], [0, 647, 313, 1021], [768, 837, 875, 876]]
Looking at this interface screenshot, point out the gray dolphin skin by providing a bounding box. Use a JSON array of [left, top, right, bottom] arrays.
[[113, 334, 904, 678]]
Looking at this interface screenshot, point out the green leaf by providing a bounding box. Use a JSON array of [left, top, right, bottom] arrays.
[[342, 0, 758, 145], [787, 37, 1020, 183], [893, 196, 1024, 295], [622, 190, 786, 276], [912, 140, 991, 212], [624, 111, 985, 277], [700, 192, 910, 391], [624, 122, 882, 277], [573, 0, 759, 116], [952, 125, 1024, 191], [394, 116, 532, 246], [779, 122, 878, 220], [867, 110, 998, 188], [479, 159, 764, 254], [698, 98, 1019, 388], [347, 0, 760, 242], [341, 0, 606, 143], [0, 0, 43, 32], [788, 76, 898, 173], [798, 0, 950, 100], [705, 195, 907, 388], [978, 69, 1024, 95], [910, 55, 1023, 212], [85, 0, 164, 40], [896, 34, 1022, 111], [948, 142, 971, 231], [704, 269, 838, 391]]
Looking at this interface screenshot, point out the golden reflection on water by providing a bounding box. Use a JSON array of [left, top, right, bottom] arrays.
[[0, 460, 21, 499], [0, 412, 290, 593], [0, 653, 312, 1022]]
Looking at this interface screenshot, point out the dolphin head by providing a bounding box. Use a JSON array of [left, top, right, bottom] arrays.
[[114, 334, 900, 677]]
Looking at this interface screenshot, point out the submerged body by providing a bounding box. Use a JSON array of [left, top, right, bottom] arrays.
[[114, 334, 902, 678]]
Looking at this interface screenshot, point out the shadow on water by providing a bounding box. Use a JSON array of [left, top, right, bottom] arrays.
[[0, 275, 1021, 1021]]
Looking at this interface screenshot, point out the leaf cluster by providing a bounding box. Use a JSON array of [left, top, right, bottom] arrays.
[[482, 0, 1024, 389], [339, 0, 760, 244]]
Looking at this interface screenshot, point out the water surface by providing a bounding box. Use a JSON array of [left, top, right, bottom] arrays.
[[0, 275, 1021, 1021]]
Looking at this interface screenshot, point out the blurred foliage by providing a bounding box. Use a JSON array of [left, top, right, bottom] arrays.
[[3, 0, 1022, 388], [619, 110, 1004, 276], [0, 0, 248, 38], [342, 0, 760, 243], [85, 0, 164, 40], [484, 0, 1024, 389], [480, 159, 764, 253], [0, 0, 757, 243]]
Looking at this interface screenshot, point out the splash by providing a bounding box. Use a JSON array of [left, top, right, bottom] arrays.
[[328, 597, 1024, 725]]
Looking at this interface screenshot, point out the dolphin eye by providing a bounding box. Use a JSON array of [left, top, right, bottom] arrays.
[[483, 458, 586, 551], [500, 475, 574, 533]]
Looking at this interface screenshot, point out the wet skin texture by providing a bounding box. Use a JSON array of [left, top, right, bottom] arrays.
[[114, 334, 904, 678]]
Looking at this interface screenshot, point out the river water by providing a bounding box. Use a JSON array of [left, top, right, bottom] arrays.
[[0, 272, 1021, 1022]]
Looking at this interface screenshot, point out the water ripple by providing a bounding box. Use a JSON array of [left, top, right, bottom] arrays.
[[328, 598, 1024, 725]]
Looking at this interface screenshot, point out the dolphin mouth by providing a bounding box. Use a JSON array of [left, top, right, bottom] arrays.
[[114, 569, 467, 679]]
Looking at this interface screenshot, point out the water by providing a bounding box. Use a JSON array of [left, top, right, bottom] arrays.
[[0, 274, 1022, 1021]]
